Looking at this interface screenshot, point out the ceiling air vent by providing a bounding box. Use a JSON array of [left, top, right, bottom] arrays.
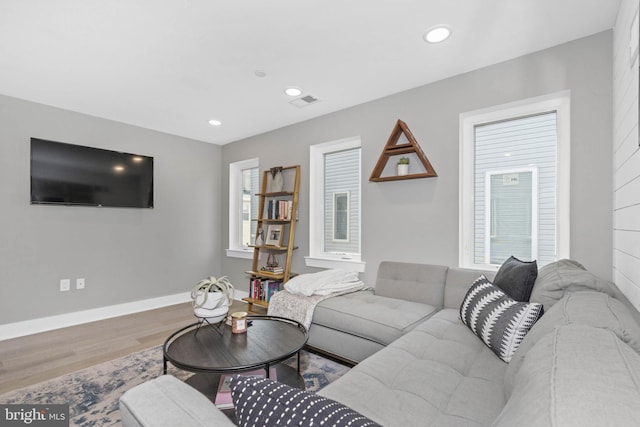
[[289, 95, 320, 108]]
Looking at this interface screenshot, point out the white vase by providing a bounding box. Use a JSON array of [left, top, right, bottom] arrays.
[[270, 169, 284, 192], [255, 229, 265, 246], [397, 164, 409, 176], [193, 291, 230, 323]]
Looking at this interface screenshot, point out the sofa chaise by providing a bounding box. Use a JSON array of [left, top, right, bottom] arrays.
[[119, 259, 640, 426]]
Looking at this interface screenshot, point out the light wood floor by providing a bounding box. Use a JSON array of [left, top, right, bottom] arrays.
[[0, 300, 260, 395]]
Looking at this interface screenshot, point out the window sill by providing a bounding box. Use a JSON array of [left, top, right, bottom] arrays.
[[226, 248, 254, 260], [459, 262, 500, 272], [304, 256, 366, 272]]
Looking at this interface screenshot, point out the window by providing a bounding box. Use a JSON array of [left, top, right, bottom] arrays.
[[485, 167, 538, 264], [306, 137, 365, 272], [460, 92, 570, 270], [333, 192, 349, 241], [227, 158, 259, 259]]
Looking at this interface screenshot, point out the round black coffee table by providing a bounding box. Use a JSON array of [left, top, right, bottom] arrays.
[[163, 315, 308, 402]]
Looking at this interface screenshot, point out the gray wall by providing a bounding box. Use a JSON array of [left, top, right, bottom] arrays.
[[0, 95, 222, 324], [222, 31, 613, 290], [613, 0, 640, 310]]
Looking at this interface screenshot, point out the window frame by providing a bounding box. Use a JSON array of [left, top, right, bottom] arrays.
[[459, 91, 570, 270], [226, 157, 259, 259], [306, 136, 365, 272]]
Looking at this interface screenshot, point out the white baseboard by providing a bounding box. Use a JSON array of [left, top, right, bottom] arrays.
[[0, 290, 249, 341]]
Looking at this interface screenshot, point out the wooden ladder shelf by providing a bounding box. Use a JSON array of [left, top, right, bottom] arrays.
[[243, 165, 300, 313]]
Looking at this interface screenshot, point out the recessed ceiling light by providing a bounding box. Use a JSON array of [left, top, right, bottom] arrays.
[[113, 165, 125, 172], [208, 119, 222, 127], [254, 69, 267, 78], [424, 25, 452, 43], [284, 87, 303, 97]]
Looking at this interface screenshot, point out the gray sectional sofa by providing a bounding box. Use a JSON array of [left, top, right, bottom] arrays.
[[307, 262, 495, 363], [120, 259, 640, 426]]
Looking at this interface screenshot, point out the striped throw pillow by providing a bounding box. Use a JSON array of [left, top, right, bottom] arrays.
[[460, 275, 543, 362]]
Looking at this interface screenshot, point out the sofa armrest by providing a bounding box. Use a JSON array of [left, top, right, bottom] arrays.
[[375, 261, 448, 307], [119, 375, 235, 427]]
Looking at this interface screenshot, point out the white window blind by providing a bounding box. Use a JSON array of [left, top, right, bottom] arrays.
[[324, 148, 360, 254]]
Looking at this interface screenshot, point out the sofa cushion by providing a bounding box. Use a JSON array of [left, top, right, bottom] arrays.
[[492, 256, 537, 301], [493, 325, 640, 427], [504, 291, 640, 398], [375, 261, 448, 307], [313, 290, 437, 346], [530, 259, 640, 326], [531, 259, 621, 308], [230, 376, 380, 427], [460, 275, 543, 362], [444, 267, 496, 309], [319, 309, 508, 426]]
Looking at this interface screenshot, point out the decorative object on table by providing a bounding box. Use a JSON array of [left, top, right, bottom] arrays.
[[265, 224, 284, 246], [369, 119, 437, 182], [231, 311, 248, 334], [255, 228, 265, 246], [190, 275, 235, 324], [269, 166, 284, 192], [397, 156, 409, 176]]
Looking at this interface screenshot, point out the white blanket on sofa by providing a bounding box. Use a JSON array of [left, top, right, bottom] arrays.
[[283, 269, 364, 296], [267, 269, 367, 329]]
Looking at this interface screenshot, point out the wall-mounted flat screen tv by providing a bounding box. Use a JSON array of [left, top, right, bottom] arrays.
[[30, 138, 154, 208]]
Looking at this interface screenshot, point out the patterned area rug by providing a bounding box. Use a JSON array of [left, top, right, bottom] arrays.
[[0, 347, 349, 427]]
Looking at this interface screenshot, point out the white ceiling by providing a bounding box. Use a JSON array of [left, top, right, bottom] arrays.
[[0, 0, 621, 145]]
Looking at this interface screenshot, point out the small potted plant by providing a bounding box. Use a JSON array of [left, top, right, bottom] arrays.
[[397, 156, 410, 176], [190, 276, 235, 324]]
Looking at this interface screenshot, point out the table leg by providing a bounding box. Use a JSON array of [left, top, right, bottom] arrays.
[[163, 356, 168, 375], [297, 351, 300, 373]]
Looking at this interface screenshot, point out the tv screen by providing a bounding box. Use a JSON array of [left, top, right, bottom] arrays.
[[30, 138, 154, 208]]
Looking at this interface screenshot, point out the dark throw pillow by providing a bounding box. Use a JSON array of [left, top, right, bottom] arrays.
[[460, 275, 544, 363], [230, 375, 380, 427], [493, 256, 538, 302]]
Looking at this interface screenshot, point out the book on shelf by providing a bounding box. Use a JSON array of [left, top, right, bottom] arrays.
[[266, 199, 293, 220], [249, 278, 283, 302], [214, 367, 277, 409]]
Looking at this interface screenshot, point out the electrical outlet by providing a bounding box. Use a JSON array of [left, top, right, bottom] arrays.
[[76, 278, 85, 290], [60, 279, 70, 292]]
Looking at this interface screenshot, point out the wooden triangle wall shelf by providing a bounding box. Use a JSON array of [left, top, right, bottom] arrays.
[[369, 119, 437, 182]]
